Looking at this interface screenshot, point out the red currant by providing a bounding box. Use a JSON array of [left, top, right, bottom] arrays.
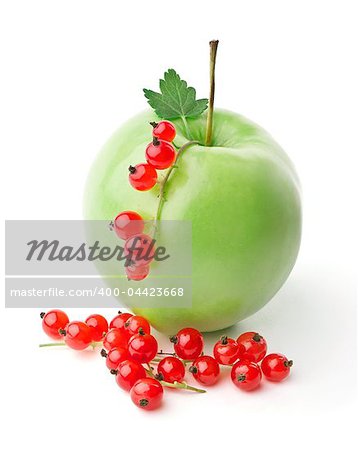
[[236, 332, 267, 363], [261, 353, 293, 382], [157, 356, 185, 383], [128, 163, 157, 191], [145, 138, 176, 170], [128, 330, 158, 363], [125, 315, 151, 336], [112, 359, 146, 391], [151, 120, 176, 142], [113, 211, 144, 240], [40, 309, 69, 340], [101, 347, 129, 371], [213, 336, 239, 365], [189, 356, 220, 386], [85, 314, 108, 341], [109, 311, 133, 331], [231, 360, 262, 391], [103, 328, 129, 351], [170, 327, 204, 360], [130, 378, 164, 410], [124, 234, 155, 267], [60, 321, 92, 350], [125, 264, 150, 281]]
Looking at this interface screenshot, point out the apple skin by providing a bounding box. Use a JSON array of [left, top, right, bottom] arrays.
[[84, 109, 301, 334]]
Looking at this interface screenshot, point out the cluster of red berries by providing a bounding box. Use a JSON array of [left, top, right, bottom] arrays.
[[41, 309, 293, 410], [128, 120, 177, 191], [108, 121, 177, 281]]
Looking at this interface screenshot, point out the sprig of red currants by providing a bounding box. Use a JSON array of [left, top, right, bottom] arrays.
[[40, 309, 293, 410], [107, 121, 178, 281]]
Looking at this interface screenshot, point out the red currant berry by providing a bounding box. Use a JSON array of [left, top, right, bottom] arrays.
[[236, 332, 267, 363], [261, 353, 293, 382], [151, 120, 176, 142], [103, 328, 129, 351], [125, 264, 150, 281], [128, 329, 158, 363], [124, 234, 155, 267], [113, 211, 144, 240], [231, 360, 262, 391], [170, 327, 204, 360], [125, 315, 151, 336], [213, 335, 239, 365], [85, 314, 108, 341], [101, 347, 129, 371], [130, 378, 164, 410], [128, 164, 157, 191], [189, 356, 220, 386], [60, 321, 92, 351], [112, 359, 146, 391], [40, 309, 69, 340], [145, 138, 176, 170], [157, 357, 185, 383], [109, 311, 133, 331]]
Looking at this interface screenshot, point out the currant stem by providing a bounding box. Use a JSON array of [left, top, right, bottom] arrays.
[[153, 140, 199, 234], [205, 40, 219, 146], [160, 380, 206, 393], [144, 368, 206, 393], [39, 342, 66, 348], [39, 341, 103, 348], [146, 363, 155, 377]]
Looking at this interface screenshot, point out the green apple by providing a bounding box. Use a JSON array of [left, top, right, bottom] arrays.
[[84, 109, 301, 334]]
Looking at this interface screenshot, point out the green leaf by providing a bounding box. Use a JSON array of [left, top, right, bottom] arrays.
[[143, 69, 208, 120]]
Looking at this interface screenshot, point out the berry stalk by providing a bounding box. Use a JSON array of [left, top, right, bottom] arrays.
[[154, 140, 199, 232], [205, 40, 219, 146], [39, 341, 103, 348], [144, 365, 206, 393], [160, 380, 206, 393]]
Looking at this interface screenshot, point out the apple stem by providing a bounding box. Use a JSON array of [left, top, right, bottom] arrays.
[[153, 140, 199, 235], [205, 40, 219, 146]]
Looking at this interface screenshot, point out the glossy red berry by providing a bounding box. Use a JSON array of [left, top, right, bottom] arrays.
[[189, 356, 220, 386], [85, 314, 108, 341], [125, 264, 150, 281], [40, 309, 69, 340], [124, 234, 155, 267], [61, 321, 92, 350], [109, 311, 133, 331], [261, 353, 293, 382], [128, 163, 157, 191], [231, 360, 262, 391], [103, 328, 129, 351], [125, 315, 151, 336], [130, 378, 164, 410], [213, 335, 239, 365], [157, 357, 185, 383], [145, 138, 176, 170], [236, 332, 267, 363], [170, 327, 204, 360], [128, 330, 158, 363], [151, 120, 176, 142], [113, 211, 144, 240], [113, 359, 146, 391], [101, 347, 129, 370]]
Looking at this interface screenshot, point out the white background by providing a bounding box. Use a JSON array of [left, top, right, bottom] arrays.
[[1, 0, 357, 448]]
